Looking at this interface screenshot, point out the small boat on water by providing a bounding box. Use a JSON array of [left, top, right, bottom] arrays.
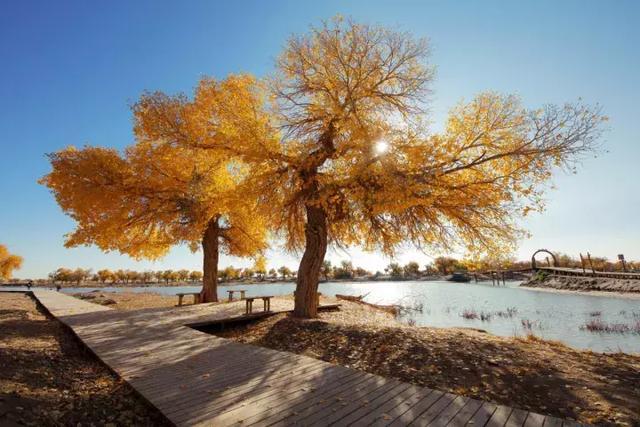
[[447, 272, 472, 283]]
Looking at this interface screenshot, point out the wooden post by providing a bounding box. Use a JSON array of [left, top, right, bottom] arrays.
[[618, 254, 627, 272], [587, 252, 595, 275], [545, 256, 551, 267]]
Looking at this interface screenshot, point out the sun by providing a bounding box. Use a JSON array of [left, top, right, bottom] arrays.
[[374, 139, 389, 155]]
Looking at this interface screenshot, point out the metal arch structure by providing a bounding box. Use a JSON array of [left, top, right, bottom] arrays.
[[531, 249, 557, 269]]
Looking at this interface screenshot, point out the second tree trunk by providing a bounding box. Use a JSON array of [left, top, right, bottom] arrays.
[[200, 218, 220, 303], [293, 204, 328, 318]]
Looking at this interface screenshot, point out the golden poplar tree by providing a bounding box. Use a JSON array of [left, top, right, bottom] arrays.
[[40, 75, 271, 302], [0, 245, 23, 280], [242, 17, 606, 317]]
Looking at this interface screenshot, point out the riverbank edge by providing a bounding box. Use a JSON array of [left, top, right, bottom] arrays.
[[521, 274, 640, 297]]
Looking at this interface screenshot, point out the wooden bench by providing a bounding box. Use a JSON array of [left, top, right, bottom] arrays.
[[245, 296, 273, 314], [176, 292, 201, 306], [227, 290, 247, 302]]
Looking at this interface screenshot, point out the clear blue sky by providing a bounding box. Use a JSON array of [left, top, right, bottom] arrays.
[[1, 0, 639, 278]]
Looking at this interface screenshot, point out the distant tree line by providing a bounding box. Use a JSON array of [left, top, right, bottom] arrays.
[[44, 265, 296, 285], [47, 268, 204, 285], [21, 252, 640, 286]]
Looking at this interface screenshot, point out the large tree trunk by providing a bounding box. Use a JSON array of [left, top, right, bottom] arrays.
[[293, 204, 328, 318], [200, 217, 220, 303]]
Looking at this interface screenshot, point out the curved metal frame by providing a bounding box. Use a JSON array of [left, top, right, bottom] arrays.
[[531, 249, 557, 269]]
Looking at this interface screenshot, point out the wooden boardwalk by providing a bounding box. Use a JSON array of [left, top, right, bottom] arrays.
[[29, 290, 588, 426], [538, 266, 640, 280]]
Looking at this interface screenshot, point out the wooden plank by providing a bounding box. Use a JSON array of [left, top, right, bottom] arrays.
[[427, 395, 471, 427], [560, 420, 585, 427], [465, 402, 498, 427], [329, 382, 413, 426], [307, 380, 408, 426], [523, 412, 545, 427], [486, 405, 513, 427], [240, 370, 375, 426], [280, 375, 397, 426], [368, 389, 435, 427], [135, 351, 321, 399], [542, 416, 563, 427], [125, 343, 309, 388], [351, 385, 431, 426], [166, 360, 334, 422], [388, 390, 446, 426], [407, 392, 457, 426], [148, 357, 326, 408], [186, 364, 358, 422], [189, 365, 364, 426], [446, 398, 483, 427], [505, 408, 529, 427], [260, 372, 387, 426]]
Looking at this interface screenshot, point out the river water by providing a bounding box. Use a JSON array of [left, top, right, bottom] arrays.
[[5, 280, 639, 354]]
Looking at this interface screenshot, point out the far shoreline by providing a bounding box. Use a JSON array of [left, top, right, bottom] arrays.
[[1, 275, 451, 289], [6, 278, 640, 300]]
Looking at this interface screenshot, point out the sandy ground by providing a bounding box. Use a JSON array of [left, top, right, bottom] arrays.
[[0, 292, 170, 426], [72, 290, 182, 310], [216, 300, 640, 426]]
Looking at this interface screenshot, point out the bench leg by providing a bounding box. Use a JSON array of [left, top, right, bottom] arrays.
[[178, 295, 184, 306], [194, 294, 200, 304]]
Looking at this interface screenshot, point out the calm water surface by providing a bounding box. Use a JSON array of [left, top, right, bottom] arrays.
[[6, 280, 640, 354]]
